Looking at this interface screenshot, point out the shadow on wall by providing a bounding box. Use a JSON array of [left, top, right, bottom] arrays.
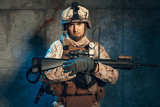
[[1, 34, 54, 107]]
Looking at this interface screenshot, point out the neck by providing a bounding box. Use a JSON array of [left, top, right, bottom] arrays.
[[67, 35, 90, 48]]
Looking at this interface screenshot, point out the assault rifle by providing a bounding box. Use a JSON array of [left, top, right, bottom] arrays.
[[31, 50, 158, 73], [26, 49, 159, 103]]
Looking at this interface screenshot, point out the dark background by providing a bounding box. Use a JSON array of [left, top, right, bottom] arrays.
[[0, 0, 160, 107]]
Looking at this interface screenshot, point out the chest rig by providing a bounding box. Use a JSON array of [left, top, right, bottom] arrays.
[[62, 37, 97, 89], [48, 37, 106, 106]]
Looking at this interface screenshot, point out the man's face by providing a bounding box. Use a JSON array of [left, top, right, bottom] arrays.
[[67, 22, 86, 41]]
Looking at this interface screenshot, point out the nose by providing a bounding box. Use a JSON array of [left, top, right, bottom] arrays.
[[73, 25, 78, 32]]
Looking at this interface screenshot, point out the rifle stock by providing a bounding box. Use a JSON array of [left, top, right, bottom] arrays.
[[32, 57, 67, 73]]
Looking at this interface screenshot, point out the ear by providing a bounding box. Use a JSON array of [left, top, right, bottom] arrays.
[[66, 24, 70, 34], [64, 24, 68, 31], [84, 23, 87, 31]]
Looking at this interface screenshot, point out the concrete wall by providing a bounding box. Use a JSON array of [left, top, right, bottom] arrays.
[[0, 0, 160, 107]]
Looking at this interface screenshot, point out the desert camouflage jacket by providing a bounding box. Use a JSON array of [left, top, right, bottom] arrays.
[[43, 33, 119, 84]]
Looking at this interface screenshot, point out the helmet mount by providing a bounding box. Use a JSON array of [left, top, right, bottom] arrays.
[[71, 2, 80, 20]]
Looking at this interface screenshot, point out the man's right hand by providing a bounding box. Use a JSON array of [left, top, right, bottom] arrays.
[[62, 57, 96, 76]]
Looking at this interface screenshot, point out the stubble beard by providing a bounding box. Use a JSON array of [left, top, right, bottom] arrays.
[[68, 29, 86, 42], [70, 33, 85, 41]]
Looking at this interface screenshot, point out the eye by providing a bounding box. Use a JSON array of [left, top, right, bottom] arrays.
[[68, 24, 74, 27], [78, 23, 82, 25]]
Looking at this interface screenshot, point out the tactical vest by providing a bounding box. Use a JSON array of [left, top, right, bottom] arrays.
[[49, 38, 105, 107]]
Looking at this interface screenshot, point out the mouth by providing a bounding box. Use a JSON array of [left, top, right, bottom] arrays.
[[73, 32, 80, 34]]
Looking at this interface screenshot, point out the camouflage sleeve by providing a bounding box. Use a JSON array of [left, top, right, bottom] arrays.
[[93, 43, 119, 84], [42, 40, 76, 84]]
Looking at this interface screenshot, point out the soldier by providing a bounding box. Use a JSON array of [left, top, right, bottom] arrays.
[[42, 2, 119, 107]]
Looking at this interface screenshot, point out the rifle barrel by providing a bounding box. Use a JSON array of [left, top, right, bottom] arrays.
[[95, 59, 159, 70], [135, 63, 159, 67]]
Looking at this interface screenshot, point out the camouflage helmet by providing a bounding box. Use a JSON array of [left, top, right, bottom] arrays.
[[61, 2, 91, 31]]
